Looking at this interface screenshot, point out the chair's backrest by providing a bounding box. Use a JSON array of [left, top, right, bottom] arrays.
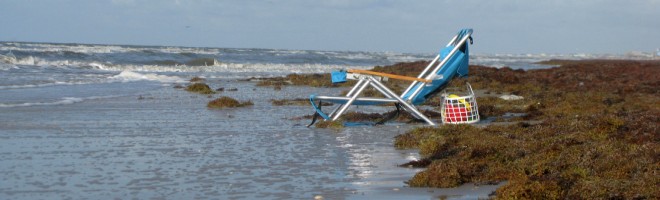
[[401, 29, 472, 105]]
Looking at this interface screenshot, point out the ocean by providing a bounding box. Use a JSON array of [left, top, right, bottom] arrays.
[[0, 41, 641, 199]]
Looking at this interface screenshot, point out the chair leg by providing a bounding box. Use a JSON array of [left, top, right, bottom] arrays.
[[327, 79, 367, 118], [330, 79, 371, 121], [307, 100, 325, 127], [369, 77, 436, 125], [369, 81, 395, 98]]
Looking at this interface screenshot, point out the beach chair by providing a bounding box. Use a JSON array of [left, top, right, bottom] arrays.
[[308, 29, 473, 126]]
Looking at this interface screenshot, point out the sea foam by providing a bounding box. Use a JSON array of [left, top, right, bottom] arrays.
[[110, 70, 185, 83], [0, 97, 83, 108]]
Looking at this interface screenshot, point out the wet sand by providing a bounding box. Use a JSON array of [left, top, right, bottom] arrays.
[[0, 80, 497, 199]]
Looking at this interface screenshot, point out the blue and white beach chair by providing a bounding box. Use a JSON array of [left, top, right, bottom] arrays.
[[309, 29, 473, 126]]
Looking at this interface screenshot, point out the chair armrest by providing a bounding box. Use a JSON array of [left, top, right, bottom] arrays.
[[346, 69, 432, 83]]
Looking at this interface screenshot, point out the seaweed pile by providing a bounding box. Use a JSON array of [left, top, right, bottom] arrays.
[[208, 96, 253, 108], [185, 82, 216, 94], [180, 77, 251, 109], [395, 60, 659, 199]]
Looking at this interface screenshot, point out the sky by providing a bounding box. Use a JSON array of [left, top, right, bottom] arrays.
[[0, 0, 658, 54]]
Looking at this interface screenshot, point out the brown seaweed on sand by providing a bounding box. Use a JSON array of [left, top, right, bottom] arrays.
[[394, 59, 659, 199]]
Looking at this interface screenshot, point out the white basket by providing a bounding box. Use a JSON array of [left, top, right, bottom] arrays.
[[441, 83, 480, 124]]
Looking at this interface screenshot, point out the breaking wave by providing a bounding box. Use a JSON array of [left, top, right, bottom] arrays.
[[110, 71, 186, 83], [0, 71, 184, 91], [0, 81, 96, 90], [0, 97, 84, 108], [0, 96, 118, 108], [144, 57, 220, 66]]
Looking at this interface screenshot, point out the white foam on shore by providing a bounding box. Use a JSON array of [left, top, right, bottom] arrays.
[[0, 71, 184, 91], [0, 81, 86, 90], [1, 97, 79, 108], [110, 70, 186, 83], [0, 95, 126, 108]]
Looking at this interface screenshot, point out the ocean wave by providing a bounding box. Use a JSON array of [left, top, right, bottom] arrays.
[[0, 71, 184, 90], [0, 97, 82, 108], [0, 97, 81, 108], [0, 63, 18, 71], [91, 62, 370, 74], [1, 42, 222, 56], [205, 62, 370, 74], [10, 55, 94, 67], [110, 71, 186, 83], [144, 57, 220, 66], [6, 55, 369, 74], [0, 96, 117, 108], [1, 51, 17, 64], [0, 81, 95, 90], [185, 57, 219, 66], [5, 41, 656, 78], [1, 43, 125, 54], [145, 60, 182, 66], [4, 42, 657, 65], [381, 52, 433, 63]]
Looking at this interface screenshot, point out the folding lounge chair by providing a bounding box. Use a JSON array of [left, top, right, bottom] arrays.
[[308, 29, 473, 126]]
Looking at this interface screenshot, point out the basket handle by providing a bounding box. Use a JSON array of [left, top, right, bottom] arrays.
[[466, 83, 475, 96]]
